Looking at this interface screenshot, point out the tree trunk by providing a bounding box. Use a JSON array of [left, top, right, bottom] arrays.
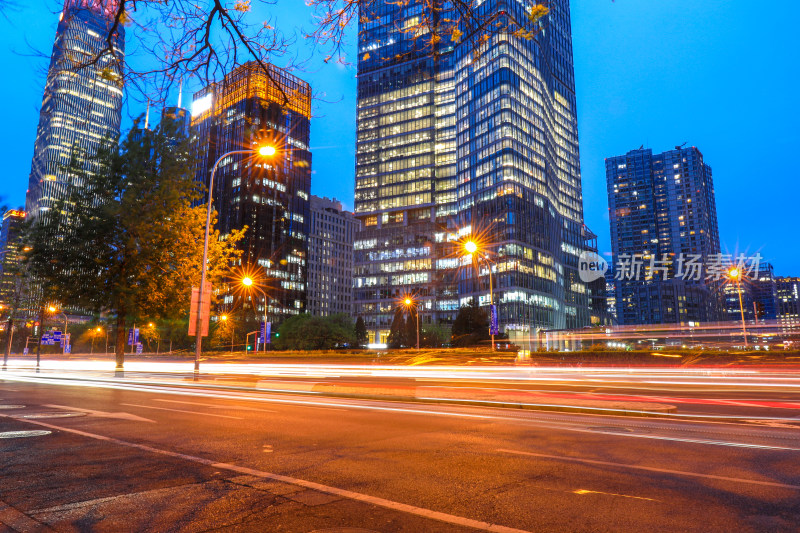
[[3, 317, 12, 368], [115, 312, 126, 374]]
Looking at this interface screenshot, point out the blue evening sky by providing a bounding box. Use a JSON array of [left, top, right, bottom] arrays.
[[1, 1, 798, 273]]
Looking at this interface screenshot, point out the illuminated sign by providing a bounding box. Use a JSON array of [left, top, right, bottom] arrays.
[[191, 94, 213, 117]]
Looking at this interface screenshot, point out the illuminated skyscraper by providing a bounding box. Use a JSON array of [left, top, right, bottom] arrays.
[[354, 1, 590, 345], [191, 62, 312, 322], [0, 210, 27, 308], [26, 0, 125, 221], [606, 146, 722, 325]]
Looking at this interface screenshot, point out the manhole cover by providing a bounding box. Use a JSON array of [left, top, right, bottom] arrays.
[[0, 430, 52, 439], [0, 405, 25, 409], [18, 412, 87, 419]]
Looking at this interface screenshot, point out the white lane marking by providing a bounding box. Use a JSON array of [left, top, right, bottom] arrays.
[[45, 404, 155, 423], [499, 449, 800, 490], [154, 399, 277, 413], [120, 403, 243, 420], [6, 417, 531, 533], [0, 430, 52, 438]]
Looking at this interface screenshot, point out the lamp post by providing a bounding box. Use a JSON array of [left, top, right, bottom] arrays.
[[728, 267, 748, 348], [463, 240, 496, 351], [194, 145, 276, 378], [402, 297, 420, 351], [241, 276, 269, 352], [47, 306, 68, 355], [91, 327, 102, 355]]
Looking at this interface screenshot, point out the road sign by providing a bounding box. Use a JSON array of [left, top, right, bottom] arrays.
[[188, 282, 212, 337], [127, 328, 139, 346], [23, 347, 28, 355], [65, 344, 71, 354], [489, 304, 499, 336], [135, 343, 143, 355]]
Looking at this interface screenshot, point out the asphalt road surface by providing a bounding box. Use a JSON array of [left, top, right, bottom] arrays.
[[2, 376, 800, 532]]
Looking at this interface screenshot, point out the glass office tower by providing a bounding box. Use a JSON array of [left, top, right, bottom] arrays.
[[26, 0, 125, 221], [354, 1, 589, 345], [191, 62, 312, 323]]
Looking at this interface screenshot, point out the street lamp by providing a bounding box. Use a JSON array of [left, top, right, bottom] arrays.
[[240, 276, 269, 352], [193, 144, 277, 378], [47, 305, 68, 354], [461, 240, 497, 351], [401, 297, 420, 351], [728, 267, 748, 348]]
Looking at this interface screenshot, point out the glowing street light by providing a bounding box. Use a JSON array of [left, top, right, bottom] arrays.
[[238, 274, 269, 352], [728, 266, 748, 348], [459, 239, 496, 351], [258, 145, 277, 157], [193, 143, 278, 378]]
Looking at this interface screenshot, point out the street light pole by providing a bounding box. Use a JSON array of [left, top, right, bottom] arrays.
[[728, 268, 748, 348], [245, 282, 268, 352], [194, 147, 274, 378], [464, 241, 496, 352], [736, 279, 748, 348]]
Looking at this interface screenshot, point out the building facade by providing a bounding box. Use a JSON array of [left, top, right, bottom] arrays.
[[191, 62, 312, 324], [307, 196, 359, 317], [776, 277, 800, 334], [353, 1, 590, 345], [26, 0, 124, 222], [0, 210, 27, 308], [606, 146, 722, 325]]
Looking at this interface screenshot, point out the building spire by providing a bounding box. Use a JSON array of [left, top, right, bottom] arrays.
[[177, 77, 183, 109], [144, 99, 150, 130]]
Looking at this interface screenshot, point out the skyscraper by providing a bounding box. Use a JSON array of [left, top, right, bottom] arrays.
[[606, 146, 722, 325], [26, 0, 125, 221], [353, 1, 589, 345], [191, 62, 312, 323], [307, 196, 359, 317], [0, 210, 27, 309], [777, 277, 800, 334]]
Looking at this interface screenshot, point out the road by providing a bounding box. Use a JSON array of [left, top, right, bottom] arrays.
[[2, 370, 800, 532]]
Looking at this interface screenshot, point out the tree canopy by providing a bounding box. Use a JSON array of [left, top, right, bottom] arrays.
[[450, 298, 490, 347], [24, 119, 243, 369], [274, 313, 356, 350]]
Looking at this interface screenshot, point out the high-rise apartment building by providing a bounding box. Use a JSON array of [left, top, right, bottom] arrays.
[[26, 0, 124, 221], [191, 62, 312, 323], [722, 263, 778, 323], [776, 277, 800, 334], [354, 1, 590, 345], [607, 146, 722, 325], [0, 210, 27, 308], [307, 196, 359, 317]]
